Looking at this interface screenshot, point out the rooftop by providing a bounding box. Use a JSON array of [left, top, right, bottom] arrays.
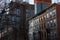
[[28, 3, 60, 21]]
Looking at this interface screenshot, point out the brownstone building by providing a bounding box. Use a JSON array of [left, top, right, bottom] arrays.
[[29, 3, 60, 40]]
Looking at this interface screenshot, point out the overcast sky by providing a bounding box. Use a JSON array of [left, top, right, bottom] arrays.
[[0, 0, 60, 5], [52, 0, 60, 3], [0, 0, 60, 4]]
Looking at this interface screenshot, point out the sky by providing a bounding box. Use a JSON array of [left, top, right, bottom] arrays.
[[0, 0, 60, 4], [0, 0, 60, 8], [29, 0, 34, 4], [52, 0, 60, 3], [23, 0, 34, 4]]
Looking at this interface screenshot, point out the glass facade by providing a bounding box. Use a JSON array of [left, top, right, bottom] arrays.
[[43, 4, 49, 9], [35, 3, 49, 14], [35, 3, 42, 14], [37, 3, 42, 13]]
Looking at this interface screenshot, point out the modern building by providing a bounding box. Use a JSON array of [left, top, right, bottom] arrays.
[[34, 0, 51, 14], [29, 3, 60, 40]]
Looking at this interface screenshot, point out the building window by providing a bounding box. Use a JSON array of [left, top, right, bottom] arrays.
[[44, 15, 47, 20], [12, 16, 15, 21], [42, 24, 44, 30], [47, 22, 50, 27], [39, 25, 42, 30], [36, 18, 39, 24], [46, 13, 49, 18], [44, 23, 46, 28], [43, 24, 45, 29], [53, 19, 56, 26], [15, 17, 20, 22], [34, 18, 39, 25], [40, 18, 42, 22], [50, 31, 57, 38], [33, 20, 36, 26], [26, 9, 30, 12], [34, 19, 36, 26], [46, 22, 50, 28], [40, 18, 41, 21], [52, 10, 56, 15], [50, 9, 56, 17], [14, 8, 20, 16], [50, 20, 54, 28], [26, 13, 30, 19], [29, 21, 34, 27], [35, 25, 39, 31], [43, 4, 49, 9], [41, 16, 44, 21], [50, 12, 52, 17], [36, 3, 43, 13], [52, 12, 56, 16], [50, 12, 52, 15], [50, 20, 52, 26], [42, 17, 44, 19]]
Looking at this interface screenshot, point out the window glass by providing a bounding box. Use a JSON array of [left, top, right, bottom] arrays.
[[34, 18, 39, 25], [50, 20, 54, 27], [52, 10, 56, 16], [14, 8, 20, 15], [53, 10, 56, 14], [39, 25, 41, 30], [43, 4, 49, 9], [26, 13, 30, 19], [46, 22, 49, 28], [54, 19, 56, 23], [50, 31, 57, 37], [12, 16, 15, 21], [52, 12, 55, 16], [42, 17, 44, 20], [50, 9, 56, 16], [16, 17, 20, 22], [35, 25, 39, 31], [50, 12, 52, 16], [33, 20, 35, 26], [36, 18, 39, 23], [44, 15, 46, 20], [50, 20, 52, 24], [26, 9, 30, 12], [30, 21, 34, 27], [36, 3, 42, 13], [40, 18, 41, 21], [54, 19, 56, 26], [46, 13, 49, 18]]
